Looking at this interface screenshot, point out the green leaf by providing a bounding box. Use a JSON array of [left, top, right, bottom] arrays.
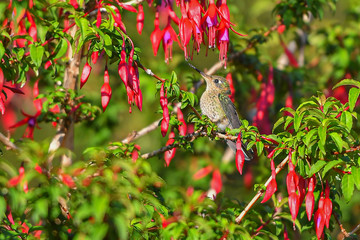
[[294, 111, 304, 132], [30, 45, 45, 68], [329, 132, 343, 152], [304, 129, 317, 146], [351, 166, 360, 190], [348, 88, 360, 112], [308, 160, 327, 176], [318, 125, 327, 154], [0, 41, 5, 60], [342, 174, 354, 202], [333, 79, 360, 89], [0, 196, 5, 221], [341, 111, 353, 131], [322, 160, 343, 178], [53, 38, 68, 59]]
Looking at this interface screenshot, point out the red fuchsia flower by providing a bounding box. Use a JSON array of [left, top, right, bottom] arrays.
[[0, 68, 5, 114], [117, 0, 138, 12], [59, 171, 76, 188], [253, 65, 274, 134], [8, 165, 25, 187], [297, 174, 306, 204], [261, 158, 277, 203], [101, 66, 112, 112], [164, 131, 176, 166], [235, 133, 245, 175], [137, 4, 144, 35], [216, 0, 246, 68], [280, 39, 299, 68], [177, 108, 187, 136], [188, 0, 205, 52], [160, 83, 169, 137], [150, 11, 164, 56], [162, 17, 181, 63], [10, 81, 42, 139], [202, 0, 219, 48], [80, 62, 92, 89], [26, 11, 37, 43], [179, 0, 195, 59], [226, 73, 235, 102], [286, 156, 301, 223], [314, 194, 326, 239], [211, 169, 222, 194], [306, 175, 316, 220], [131, 144, 141, 162], [118, 39, 129, 88], [324, 181, 332, 228], [193, 165, 213, 180]]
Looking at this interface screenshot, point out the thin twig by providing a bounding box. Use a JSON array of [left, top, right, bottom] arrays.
[[235, 155, 290, 224], [0, 132, 18, 150], [141, 130, 204, 159]]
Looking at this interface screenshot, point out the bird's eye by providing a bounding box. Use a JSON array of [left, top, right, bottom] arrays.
[[214, 79, 219, 84]]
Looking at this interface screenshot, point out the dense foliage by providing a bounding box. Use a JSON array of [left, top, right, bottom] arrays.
[[0, 0, 360, 239]]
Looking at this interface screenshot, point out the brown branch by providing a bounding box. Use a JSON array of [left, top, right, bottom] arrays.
[[334, 145, 360, 155], [333, 212, 350, 238], [122, 119, 160, 144], [0, 132, 18, 150], [349, 223, 360, 235], [235, 155, 290, 224], [48, 19, 81, 169]]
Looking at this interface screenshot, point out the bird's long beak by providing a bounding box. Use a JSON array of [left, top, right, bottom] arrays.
[[187, 62, 210, 79]]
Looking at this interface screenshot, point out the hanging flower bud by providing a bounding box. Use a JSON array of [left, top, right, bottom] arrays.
[[44, 60, 53, 69], [118, 45, 129, 88], [297, 175, 306, 204], [286, 158, 298, 194], [306, 176, 316, 221], [96, 1, 102, 28], [69, 0, 79, 9], [101, 66, 112, 111], [91, 51, 99, 64], [235, 133, 245, 175], [80, 62, 92, 89], [280, 39, 299, 68], [261, 158, 277, 203], [137, 4, 144, 35], [164, 131, 176, 166], [288, 192, 300, 223], [314, 195, 326, 239], [177, 108, 187, 136], [112, 8, 126, 33], [324, 181, 332, 228]]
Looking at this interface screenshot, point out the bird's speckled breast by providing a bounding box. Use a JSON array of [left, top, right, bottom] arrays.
[[200, 92, 230, 132]]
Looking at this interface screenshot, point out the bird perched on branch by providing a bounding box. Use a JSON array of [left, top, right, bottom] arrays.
[[188, 62, 253, 161]]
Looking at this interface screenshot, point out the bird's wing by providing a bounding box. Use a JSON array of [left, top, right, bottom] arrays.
[[218, 94, 254, 160], [218, 93, 242, 129]]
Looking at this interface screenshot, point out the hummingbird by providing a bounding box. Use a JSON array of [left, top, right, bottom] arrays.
[[188, 62, 253, 161]]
